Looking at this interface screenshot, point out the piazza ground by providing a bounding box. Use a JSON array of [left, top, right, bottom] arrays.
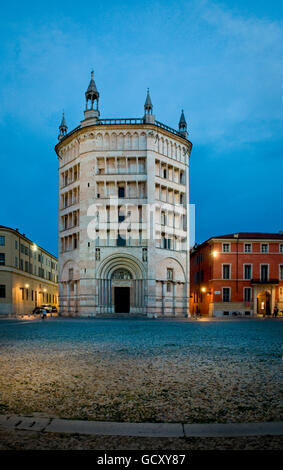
[[0, 318, 282, 424]]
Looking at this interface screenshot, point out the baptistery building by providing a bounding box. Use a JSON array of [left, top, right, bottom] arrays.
[[55, 72, 192, 317]]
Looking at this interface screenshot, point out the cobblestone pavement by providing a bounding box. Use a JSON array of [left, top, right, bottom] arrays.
[[0, 318, 282, 425]]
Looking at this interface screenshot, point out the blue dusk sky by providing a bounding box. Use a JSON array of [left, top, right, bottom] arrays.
[[0, 0, 282, 256]]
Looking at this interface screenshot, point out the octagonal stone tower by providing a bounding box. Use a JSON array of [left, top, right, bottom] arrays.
[[55, 72, 193, 317]]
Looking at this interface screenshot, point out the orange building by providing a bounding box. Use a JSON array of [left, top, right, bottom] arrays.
[[190, 233, 283, 317]]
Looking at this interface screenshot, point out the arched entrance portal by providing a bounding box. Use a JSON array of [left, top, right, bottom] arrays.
[[112, 269, 132, 313], [257, 291, 271, 316], [96, 254, 146, 315]]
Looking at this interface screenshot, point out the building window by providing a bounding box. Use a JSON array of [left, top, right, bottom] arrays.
[[166, 282, 171, 292], [167, 268, 173, 280], [222, 287, 230, 302], [15, 256, 18, 267], [118, 209, 125, 223], [260, 265, 269, 282], [0, 236, 5, 246], [0, 285, 5, 298], [222, 243, 230, 253], [244, 243, 252, 253], [38, 267, 44, 278], [222, 264, 230, 279], [118, 186, 125, 198], [15, 240, 18, 249], [117, 233, 126, 247], [161, 211, 166, 225], [280, 265, 283, 281], [142, 248, 147, 262], [95, 248, 100, 260], [0, 253, 5, 266], [244, 264, 252, 280], [280, 244, 283, 253], [161, 234, 166, 249], [261, 244, 268, 253], [244, 287, 251, 302]]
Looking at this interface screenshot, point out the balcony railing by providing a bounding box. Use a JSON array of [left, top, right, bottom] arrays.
[[56, 118, 188, 145], [98, 118, 144, 125]]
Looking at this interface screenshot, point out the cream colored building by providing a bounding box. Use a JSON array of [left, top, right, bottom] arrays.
[[55, 74, 192, 317], [0, 225, 58, 316]]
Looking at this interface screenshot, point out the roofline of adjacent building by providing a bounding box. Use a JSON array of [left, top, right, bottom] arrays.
[[0, 225, 58, 260], [191, 232, 283, 253], [54, 119, 193, 154]]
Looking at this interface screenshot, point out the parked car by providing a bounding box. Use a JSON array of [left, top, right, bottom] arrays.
[[32, 307, 47, 315], [41, 304, 53, 313]]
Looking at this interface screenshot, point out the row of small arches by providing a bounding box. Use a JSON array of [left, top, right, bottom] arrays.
[[59, 131, 187, 162]]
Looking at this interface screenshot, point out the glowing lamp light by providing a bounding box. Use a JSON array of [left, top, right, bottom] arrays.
[[43, 288, 47, 292], [25, 284, 30, 288], [201, 287, 207, 293], [212, 250, 218, 257], [32, 244, 37, 252]]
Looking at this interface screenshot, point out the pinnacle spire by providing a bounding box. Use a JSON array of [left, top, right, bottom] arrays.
[[179, 109, 186, 127], [144, 88, 153, 114], [85, 70, 99, 111], [58, 111, 68, 140], [60, 111, 67, 129], [178, 109, 188, 138]]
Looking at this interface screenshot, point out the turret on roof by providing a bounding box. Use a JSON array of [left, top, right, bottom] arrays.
[[144, 88, 153, 114], [58, 111, 68, 140]]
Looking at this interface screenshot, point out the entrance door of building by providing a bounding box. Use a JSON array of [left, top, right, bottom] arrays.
[[114, 287, 130, 313], [257, 291, 271, 315]]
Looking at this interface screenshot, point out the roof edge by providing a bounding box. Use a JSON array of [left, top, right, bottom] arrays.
[[0, 225, 58, 260]]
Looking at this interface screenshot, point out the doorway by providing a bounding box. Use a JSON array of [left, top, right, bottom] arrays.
[[115, 287, 130, 313], [257, 291, 271, 315]]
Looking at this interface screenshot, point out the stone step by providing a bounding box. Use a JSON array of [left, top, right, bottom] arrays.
[[95, 313, 147, 318]]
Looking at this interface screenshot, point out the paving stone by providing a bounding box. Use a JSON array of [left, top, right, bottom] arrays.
[[5, 416, 23, 427], [1, 413, 282, 438], [0, 415, 10, 425], [184, 422, 283, 437], [16, 417, 50, 432], [46, 419, 184, 437]]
